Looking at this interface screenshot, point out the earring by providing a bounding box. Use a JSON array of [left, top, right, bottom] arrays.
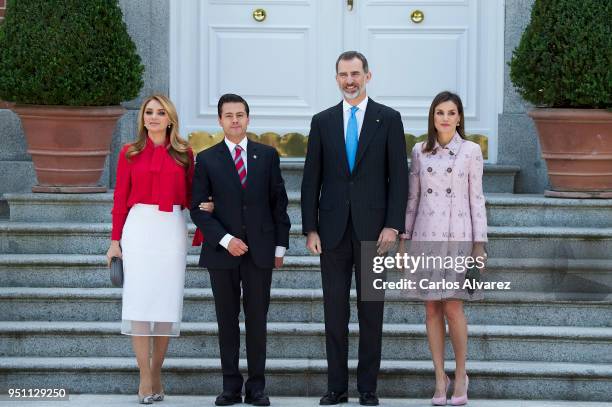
[[168, 124, 172, 128]]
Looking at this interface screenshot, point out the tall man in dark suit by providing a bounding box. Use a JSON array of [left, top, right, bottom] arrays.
[[191, 94, 290, 407], [301, 52, 408, 406]]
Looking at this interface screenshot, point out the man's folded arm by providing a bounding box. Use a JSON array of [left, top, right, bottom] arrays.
[[189, 154, 228, 247]]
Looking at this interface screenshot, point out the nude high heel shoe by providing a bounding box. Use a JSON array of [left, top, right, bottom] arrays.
[[431, 374, 450, 405], [138, 393, 154, 404], [151, 391, 164, 402], [450, 375, 469, 406]]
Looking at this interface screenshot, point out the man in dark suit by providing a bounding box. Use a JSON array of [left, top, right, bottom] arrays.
[[301, 52, 408, 406], [191, 94, 291, 406]]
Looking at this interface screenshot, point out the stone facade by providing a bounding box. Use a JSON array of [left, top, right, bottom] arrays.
[[0, 0, 547, 202], [498, 0, 549, 193]]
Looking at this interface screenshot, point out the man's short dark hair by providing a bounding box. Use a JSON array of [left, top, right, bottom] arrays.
[[335, 51, 369, 73], [217, 93, 250, 118]]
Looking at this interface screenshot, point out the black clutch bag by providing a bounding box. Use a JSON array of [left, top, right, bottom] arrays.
[[465, 266, 481, 295], [110, 256, 123, 287]]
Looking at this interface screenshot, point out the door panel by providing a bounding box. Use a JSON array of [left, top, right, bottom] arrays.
[[171, 0, 342, 136], [171, 0, 502, 161]]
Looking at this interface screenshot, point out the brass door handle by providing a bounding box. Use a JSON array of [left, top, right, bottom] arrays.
[[253, 8, 266, 22], [410, 9, 424, 23], [348, 0, 354, 11]]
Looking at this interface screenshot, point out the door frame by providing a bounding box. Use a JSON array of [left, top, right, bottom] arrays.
[[169, 0, 506, 163]]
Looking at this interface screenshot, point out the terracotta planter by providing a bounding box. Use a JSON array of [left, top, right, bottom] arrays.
[[12, 105, 126, 193], [528, 108, 612, 198]]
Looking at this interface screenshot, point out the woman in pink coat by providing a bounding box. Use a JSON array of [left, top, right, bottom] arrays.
[[401, 91, 487, 406]]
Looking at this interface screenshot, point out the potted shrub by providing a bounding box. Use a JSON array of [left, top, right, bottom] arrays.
[[0, 0, 143, 192], [509, 0, 612, 197]]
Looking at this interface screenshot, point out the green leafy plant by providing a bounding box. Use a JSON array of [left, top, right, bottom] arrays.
[[0, 0, 144, 106], [509, 0, 611, 108]]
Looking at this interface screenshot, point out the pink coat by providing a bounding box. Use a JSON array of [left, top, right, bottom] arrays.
[[403, 133, 488, 242]]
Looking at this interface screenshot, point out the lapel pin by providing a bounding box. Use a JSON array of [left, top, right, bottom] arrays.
[[253, 155, 257, 159], [376, 119, 380, 123]]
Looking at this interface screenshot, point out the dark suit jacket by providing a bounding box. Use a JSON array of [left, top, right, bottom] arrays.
[[301, 98, 409, 250], [190, 140, 290, 270]]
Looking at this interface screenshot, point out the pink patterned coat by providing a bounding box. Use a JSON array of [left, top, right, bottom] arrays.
[[403, 133, 488, 243]]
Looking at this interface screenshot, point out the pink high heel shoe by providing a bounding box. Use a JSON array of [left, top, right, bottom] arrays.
[[431, 375, 450, 406], [450, 375, 469, 406]]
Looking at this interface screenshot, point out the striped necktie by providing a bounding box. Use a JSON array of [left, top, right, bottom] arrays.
[[234, 145, 247, 188]]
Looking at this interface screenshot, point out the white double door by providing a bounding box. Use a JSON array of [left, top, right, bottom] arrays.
[[170, 0, 503, 162]]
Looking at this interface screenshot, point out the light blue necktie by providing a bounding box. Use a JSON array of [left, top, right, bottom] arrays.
[[346, 106, 359, 172]]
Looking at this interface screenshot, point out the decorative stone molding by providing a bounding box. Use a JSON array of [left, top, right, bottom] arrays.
[[189, 131, 488, 159]]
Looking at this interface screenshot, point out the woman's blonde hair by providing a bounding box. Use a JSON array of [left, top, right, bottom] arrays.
[[126, 94, 190, 167]]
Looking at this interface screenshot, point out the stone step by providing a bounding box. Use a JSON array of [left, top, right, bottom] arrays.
[[6, 192, 611, 228], [1, 222, 611, 259], [0, 254, 318, 289], [281, 162, 520, 195], [485, 194, 612, 227], [1, 254, 610, 293], [1, 287, 610, 327], [0, 394, 607, 407], [1, 357, 610, 400], [4, 161, 519, 223], [1, 321, 610, 364]]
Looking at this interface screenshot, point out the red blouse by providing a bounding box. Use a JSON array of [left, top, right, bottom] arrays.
[[111, 137, 194, 240]]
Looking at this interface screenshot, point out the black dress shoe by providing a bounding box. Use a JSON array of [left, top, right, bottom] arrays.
[[319, 391, 348, 405], [359, 392, 379, 406], [245, 390, 270, 406], [215, 391, 242, 406]]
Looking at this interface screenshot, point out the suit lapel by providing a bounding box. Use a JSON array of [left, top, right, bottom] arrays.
[[246, 140, 259, 193], [215, 141, 242, 190], [329, 101, 350, 176], [354, 98, 382, 170]]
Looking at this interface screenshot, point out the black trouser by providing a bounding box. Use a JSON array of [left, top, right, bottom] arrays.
[[320, 219, 384, 393], [209, 253, 273, 395]]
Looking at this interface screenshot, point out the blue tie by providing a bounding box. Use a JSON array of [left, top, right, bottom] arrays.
[[346, 106, 359, 172]]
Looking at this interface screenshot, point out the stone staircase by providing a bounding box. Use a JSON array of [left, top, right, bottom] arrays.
[[1, 163, 611, 401]]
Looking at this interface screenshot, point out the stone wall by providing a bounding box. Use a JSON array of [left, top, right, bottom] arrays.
[[498, 0, 550, 193]]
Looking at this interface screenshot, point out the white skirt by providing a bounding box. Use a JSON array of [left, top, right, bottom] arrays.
[[120, 204, 187, 336]]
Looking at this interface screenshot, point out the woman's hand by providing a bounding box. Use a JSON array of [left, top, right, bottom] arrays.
[[199, 196, 214, 213], [106, 240, 122, 267], [471, 242, 487, 270]]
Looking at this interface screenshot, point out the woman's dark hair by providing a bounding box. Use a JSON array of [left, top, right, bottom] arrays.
[[423, 91, 466, 153], [217, 93, 250, 118]]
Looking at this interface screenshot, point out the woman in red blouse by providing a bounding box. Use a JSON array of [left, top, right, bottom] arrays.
[[106, 94, 193, 404]]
